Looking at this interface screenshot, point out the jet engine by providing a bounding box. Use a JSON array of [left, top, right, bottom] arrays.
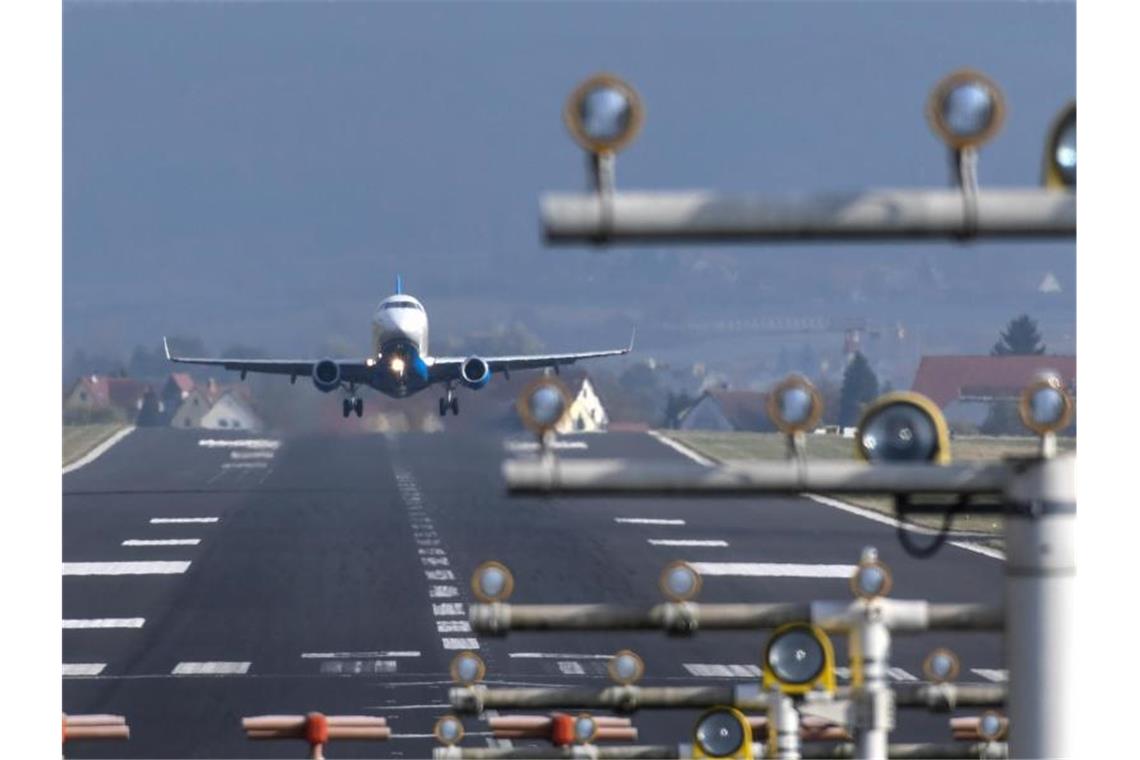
[[460, 356, 492, 389], [312, 359, 341, 392]]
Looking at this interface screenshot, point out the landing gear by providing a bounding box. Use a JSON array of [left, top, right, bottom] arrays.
[[343, 396, 364, 418], [440, 387, 459, 416], [354, 397, 364, 417]]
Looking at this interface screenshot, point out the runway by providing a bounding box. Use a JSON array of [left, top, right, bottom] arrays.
[[63, 429, 1003, 758]]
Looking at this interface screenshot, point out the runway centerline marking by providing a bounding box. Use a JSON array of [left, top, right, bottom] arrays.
[[557, 661, 585, 675], [648, 539, 728, 547], [172, 661, 251, 675], [63, 618, 144, 629], [429, 585, 459, 598], [509, 653, 613, 660], [615, 517, 686, 526], [433, 603, 465, 617], [150, 517, 218, 524], [301, 651, 421, 659], [198, 439, 280, 449], [441, 638, 480, 650], [437, 620, 472, 633], [63, 561, 191, 576], [122, 539, 201, 547], [63, 663, 106, 676], [425, 569, 455, 581], [688, 562, 856, 578]]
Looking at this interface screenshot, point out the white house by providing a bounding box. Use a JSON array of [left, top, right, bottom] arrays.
[[198, 390, 265, 433], [556, 375, 609, 433]]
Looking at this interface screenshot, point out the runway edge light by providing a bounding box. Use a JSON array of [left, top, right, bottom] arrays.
[[762, 623, 837, 696], [692, 706, 753, 760], [855, 391, 951, 464]]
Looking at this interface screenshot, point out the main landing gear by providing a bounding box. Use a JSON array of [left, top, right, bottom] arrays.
[[439, 387, 459, 416], [342, 396, 363, 418]]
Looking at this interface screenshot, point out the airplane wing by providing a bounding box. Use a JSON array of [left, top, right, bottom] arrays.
[[163, 338, 373, 384], [429, 329, 635, 381]]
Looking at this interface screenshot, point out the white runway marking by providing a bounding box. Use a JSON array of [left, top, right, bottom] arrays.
[[221, 462, 269, 470], [834, 667, 852, 680], [647, 430, 717, 467], [615, 517, 686, 526], [972, 668, 1008, 682], [63, 663, 106, 676], [425, 569, 455, 581], [429, 585, 459, 598], [689, 562, 856, 578], [229, 450, 275, 460], [683, 663, 762, 678], [418, 548, 446, 556], [433, 603, 465, 617], [504, 440, 589, 452], [888, 667, 919, 682], [648, 539, 728, 547], [421, 557, 450, 567], [436, 620, 472, 633], [302, 651, 420, 659], [198, 439, 280, 449], [557, 661, 586, 675], [63, 426, 136, 475], [509, 652, 613, 660], [441, 638, 480, 650], [172, 661, 251, 675], [63, 561, 191, 576], [151, 517, 218, 524], [122, 539, 201, 547], [63, 618, 144, 629]]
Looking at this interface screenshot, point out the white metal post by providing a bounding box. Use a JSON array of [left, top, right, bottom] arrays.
[[1003, 453, 1075, 759], [768, 689, 801, 760], [849, 610, 893, 760]]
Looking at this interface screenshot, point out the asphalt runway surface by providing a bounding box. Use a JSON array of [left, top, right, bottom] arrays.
[[63, 428, 1004, 758]]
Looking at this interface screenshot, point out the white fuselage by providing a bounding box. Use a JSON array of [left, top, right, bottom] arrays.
[[368, 294, 432, 396]]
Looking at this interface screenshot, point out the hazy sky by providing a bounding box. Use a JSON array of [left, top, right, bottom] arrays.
[[64, 1, 1075, 361]]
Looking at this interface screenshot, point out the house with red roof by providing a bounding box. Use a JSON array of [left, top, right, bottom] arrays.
[[63, 375, 151, 422], [910, 355, 1076, 426]]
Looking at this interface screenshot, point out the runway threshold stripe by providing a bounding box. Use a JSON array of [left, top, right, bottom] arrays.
[[689, 562, 856, 578], [63, 618, 144, 629], [172, 661, 251, 675], [151, 517, 219, 524], [441, 638, 480, 650], [615, 518, 686, 525], [63, 663, 106, 676], [558, 661, 585, 675], [302, 651, 421, 659], [63, 561, 190, 576], [122, 539, 201, 547], [648, 539, 728, 547]]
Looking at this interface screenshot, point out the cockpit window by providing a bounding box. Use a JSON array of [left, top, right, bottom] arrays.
[[382, 301, 421, 311]]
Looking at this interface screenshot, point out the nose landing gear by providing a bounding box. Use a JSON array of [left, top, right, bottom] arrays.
[[439, 386, 459, 416]]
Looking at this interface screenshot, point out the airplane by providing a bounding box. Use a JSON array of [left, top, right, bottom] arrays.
[[164, 278, 635, 418]]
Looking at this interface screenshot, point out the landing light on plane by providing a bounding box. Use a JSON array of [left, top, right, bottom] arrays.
[[389, 356, 406, 376]]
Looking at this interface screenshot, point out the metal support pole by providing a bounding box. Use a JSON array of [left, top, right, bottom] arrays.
[[1003, 453, 1075, 759], [849, 605, 895, 760], [769, 690, 802, 760]]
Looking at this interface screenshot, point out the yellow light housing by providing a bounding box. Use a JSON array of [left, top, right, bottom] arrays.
[[1043, 102, 1076, 189], [856, 391, 951, 464]]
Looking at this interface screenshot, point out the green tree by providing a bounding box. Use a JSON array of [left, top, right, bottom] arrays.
[[992, 315, 1046, 355], [839, 352, 879, 426]]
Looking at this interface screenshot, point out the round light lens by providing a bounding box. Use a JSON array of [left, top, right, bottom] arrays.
[[1055, 117, 1076, 186], [659, 561, 702, 601], [516, 378, 572, 434], [978, 711, 1006, 741], [851, 561, 892, 600], [1018, 376, 1073, 435], [923, 648, 960, 683], [434, 715, 465, 746], [766, 627, 826, 685], [767, 375, 823, 434], [530, 386, 565, 426], [574, 714, 598, 744], [927, 70, 1005, 149], [779, 387, 813, 426], [608, 650, 645, 685], [450, 651, 486, 686], [1030, 387, 1065, 427], [471, 561, 515, 603], [859, 403, 939, 463], [564, 74, 644, 154], [695, 709, 745, 758]]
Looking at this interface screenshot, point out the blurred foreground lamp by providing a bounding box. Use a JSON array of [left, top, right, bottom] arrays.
[[767, 375, 823, 436], [922, 648, 961, 684], [926, 69, 1006, 150], [850, 548, 893, 600], [762, 623, 837, 695], [1043, 103, 1076, 189], [977, 711, 1009, 742], [564, 73, 644, 155], [1018, 374, 1072, 459], [517, 377, 572, 439], [434, 715, 465, 747], [693, 707, 753, 760], [608, 649, 645, 685], [660, 560, 702, 602], [471, 560, 515, 603], [574, 714, 599, 745], [450, 651, 486, 686], [856, 392, 950, 464]]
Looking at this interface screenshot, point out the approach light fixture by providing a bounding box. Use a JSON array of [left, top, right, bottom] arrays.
[[1018, 374, 1074, 435], [564, 73, 644, 155], [607, 649, 645, 686], [850, 556, 893, 600], [856, 392, 950, 464], [762, 623, 836, 695], [471, 560, 515, 603], [767, 374, 824, 434], [927, 69, 1006, 150], [977, 711, 1008, 742], [692, 707, 752, 760], [516, 377, 572, 435], [573, 714, 599, 745], [922, 648, 961, 684], [434, 715, 465, 746], [659, 560, 702, 602], [1044, 102, 1076, 189], [449, 651, 486, 686]]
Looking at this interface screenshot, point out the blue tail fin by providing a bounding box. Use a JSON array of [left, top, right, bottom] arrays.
[[396, 274, 404, 295]]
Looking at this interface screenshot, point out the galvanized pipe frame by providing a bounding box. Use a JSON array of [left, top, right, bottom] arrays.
[[432, 742, 1008, 759], [539, 189, 1075, 244]]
